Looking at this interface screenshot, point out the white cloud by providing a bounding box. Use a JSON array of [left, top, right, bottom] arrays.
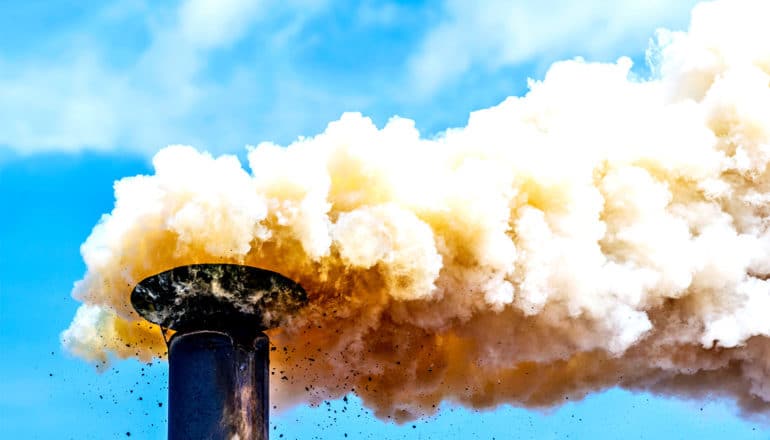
[[408, 0, 699, 98], [356, 0, 403, 27], [177, 0, 264, 49], [0, 0, 702, 155], [0, 56, 122, 152], [0, 0, 329, 155]]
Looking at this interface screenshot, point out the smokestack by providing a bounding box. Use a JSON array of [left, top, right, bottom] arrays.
[[130, 264, 307, 440], [62, 0, 770, 424]]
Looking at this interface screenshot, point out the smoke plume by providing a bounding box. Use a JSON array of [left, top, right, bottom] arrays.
[[63, 0, 770, 420]]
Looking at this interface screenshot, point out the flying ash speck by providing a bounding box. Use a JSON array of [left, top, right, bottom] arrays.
[[63, 0, 770, 422]]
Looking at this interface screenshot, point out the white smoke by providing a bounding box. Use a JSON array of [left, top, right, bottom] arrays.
[[62, 0, 770, 420]]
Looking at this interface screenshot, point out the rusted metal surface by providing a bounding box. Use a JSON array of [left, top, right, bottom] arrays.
[[131, 264, 307, 440], [168, 331, 270, 440], [131, 264, 307, 335]]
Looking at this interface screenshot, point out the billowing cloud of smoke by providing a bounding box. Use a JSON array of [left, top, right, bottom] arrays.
[[63, 0, 770, 421]]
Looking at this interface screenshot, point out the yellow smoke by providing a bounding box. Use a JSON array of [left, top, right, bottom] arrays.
[[62, 0, 770, 420]]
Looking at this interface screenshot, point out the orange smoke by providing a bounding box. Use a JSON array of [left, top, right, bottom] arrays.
[[62, 0, 770, 421]]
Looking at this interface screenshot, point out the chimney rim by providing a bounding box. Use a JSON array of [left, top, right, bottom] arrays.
[[130, 263, 307, 334]]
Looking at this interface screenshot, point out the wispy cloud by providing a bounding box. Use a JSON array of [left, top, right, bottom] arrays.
[[0, 0, 330, 155], [1, 0, 699, 156], [407, 0, 699, 98], [176, 0, 264, 49]]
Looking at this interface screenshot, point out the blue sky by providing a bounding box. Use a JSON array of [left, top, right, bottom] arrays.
[[0, 0, 767, 438]]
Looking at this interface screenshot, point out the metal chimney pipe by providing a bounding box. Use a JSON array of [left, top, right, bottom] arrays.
[[130, 264, 307, 440], [167, 331, 269, 440]]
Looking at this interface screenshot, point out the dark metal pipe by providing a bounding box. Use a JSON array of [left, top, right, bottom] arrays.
[[168, 330, 270, 440], [131, 264, 307, 440]]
